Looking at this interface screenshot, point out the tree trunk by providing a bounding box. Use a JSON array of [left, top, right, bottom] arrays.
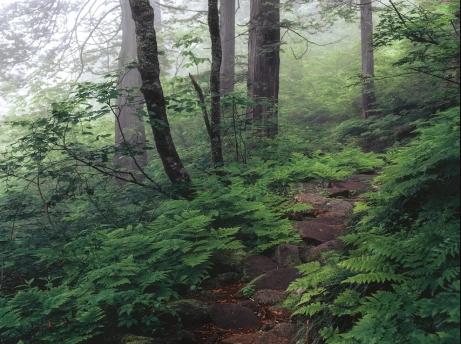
[[114, 0, 148, 181], [208, 0, 224, 166], [248, 0, 280, 138], [220, 0, 236, 94], [360, 0, 377, 118], [129, 0, 190, 184]]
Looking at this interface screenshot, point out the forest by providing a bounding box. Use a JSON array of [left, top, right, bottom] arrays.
[[0, 0, 459, 343]]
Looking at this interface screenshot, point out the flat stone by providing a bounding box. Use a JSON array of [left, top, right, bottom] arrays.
[[274, 244, 301, 267], [253, 268, 300, 291], [243, 255, 278, 281], [209, 304, 260, 330], [170, 299, 210, 329], [328, 177, 370, 197], [306, 239, 344, 261], [319, 199, 353, 218], [254, 289, 286, 305], [294, 193, 328, 215], [259, 332, 289, 344], [269, 323, 298, 339], [294, 218, 346, 243]]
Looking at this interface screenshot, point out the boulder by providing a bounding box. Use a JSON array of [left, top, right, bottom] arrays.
[[243, 255, 278, 281], [209, 303, 260, 330], [306, 239, 343, 261], [269, 322, 298, 339], [252, 268, 300, 291], [254, 289, 286, 305], [328, 176, 370, 198], [273, 244, 301, 267], [259, 333, 289, 344], [170, 299, 210, 329], [320, 199, 353, 218], [294, 218, 345, 243], [294, 193, 328, 215]]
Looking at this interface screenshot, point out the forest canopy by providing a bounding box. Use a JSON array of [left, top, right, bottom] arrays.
[[0, 0, 459, 343]]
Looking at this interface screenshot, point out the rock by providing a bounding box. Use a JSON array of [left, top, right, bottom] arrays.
[[209, 303, 260, 330], [252, 268, 300, 291], [269, 322, 298, 339], [274, 244, 301, 267], [222, 334, 259, 344], [259, 332, 289, 344], [294, 193, 328, 215], [170, 299, 210, 329], [120, 335, 156, 344], [320, 199, 353, 218], [328, 176, 370, 198], [294, 218, 345, 243], [243, 255, 278, 281], [238, 299, 259, 312], [306, 239, 344, 261], [203, 272, 241, 288], [254, 289, 286, 305]]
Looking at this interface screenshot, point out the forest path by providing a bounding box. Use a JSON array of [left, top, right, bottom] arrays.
[[189, 173, 376, 344]]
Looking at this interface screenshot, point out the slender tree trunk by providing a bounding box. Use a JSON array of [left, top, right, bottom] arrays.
[[129, 0, 190, 184], [248, 0, 280, 138], [114, 0, 147, 181], [360, 0, 377, 118], [209, 0, 224, 166], [220, 0, 236, 94]]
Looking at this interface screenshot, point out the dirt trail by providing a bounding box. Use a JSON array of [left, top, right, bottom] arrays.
[[191, 174, 376, 344]]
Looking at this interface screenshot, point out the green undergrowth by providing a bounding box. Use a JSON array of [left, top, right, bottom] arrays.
[[0, 130, 384, 343], [287, 107, 460, 344]]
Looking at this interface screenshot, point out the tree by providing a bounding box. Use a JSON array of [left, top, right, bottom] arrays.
[[114, 0, 148, 180], [208, 0, 224, 166], [248, 0, 281, 138], [360, 0, 378, 118], [220, 0, 236, 94], [129, 0, 190, 185]]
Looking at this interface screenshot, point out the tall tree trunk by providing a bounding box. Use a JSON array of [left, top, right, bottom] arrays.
[[114, 0, 147, 181], [220, 0, 236, 94], [360, 0, 377, 118], [129, 0, 190, 184], [208, 0, 224, 166], [248, 0, 280, 138]]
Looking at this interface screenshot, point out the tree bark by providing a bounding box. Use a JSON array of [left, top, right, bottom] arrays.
[[248, 0, 280, 138], [208, 0, 224, 166], [220, 0, 236, 94], [114, 0, 148, 181], [360, 0, 378, 118], [129, 0, 190, 184]]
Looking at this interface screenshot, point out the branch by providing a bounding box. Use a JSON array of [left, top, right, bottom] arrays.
[[189, 73, 212, 140]]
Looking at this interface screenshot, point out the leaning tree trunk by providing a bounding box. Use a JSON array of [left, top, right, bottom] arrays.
[[220, 0, 236, 94], [248, 0, 280, 138], [209, 0, 224, 166], [114, 0, 147, 181], [360, 0, 377, 118], [129, 0, 190, 184]]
